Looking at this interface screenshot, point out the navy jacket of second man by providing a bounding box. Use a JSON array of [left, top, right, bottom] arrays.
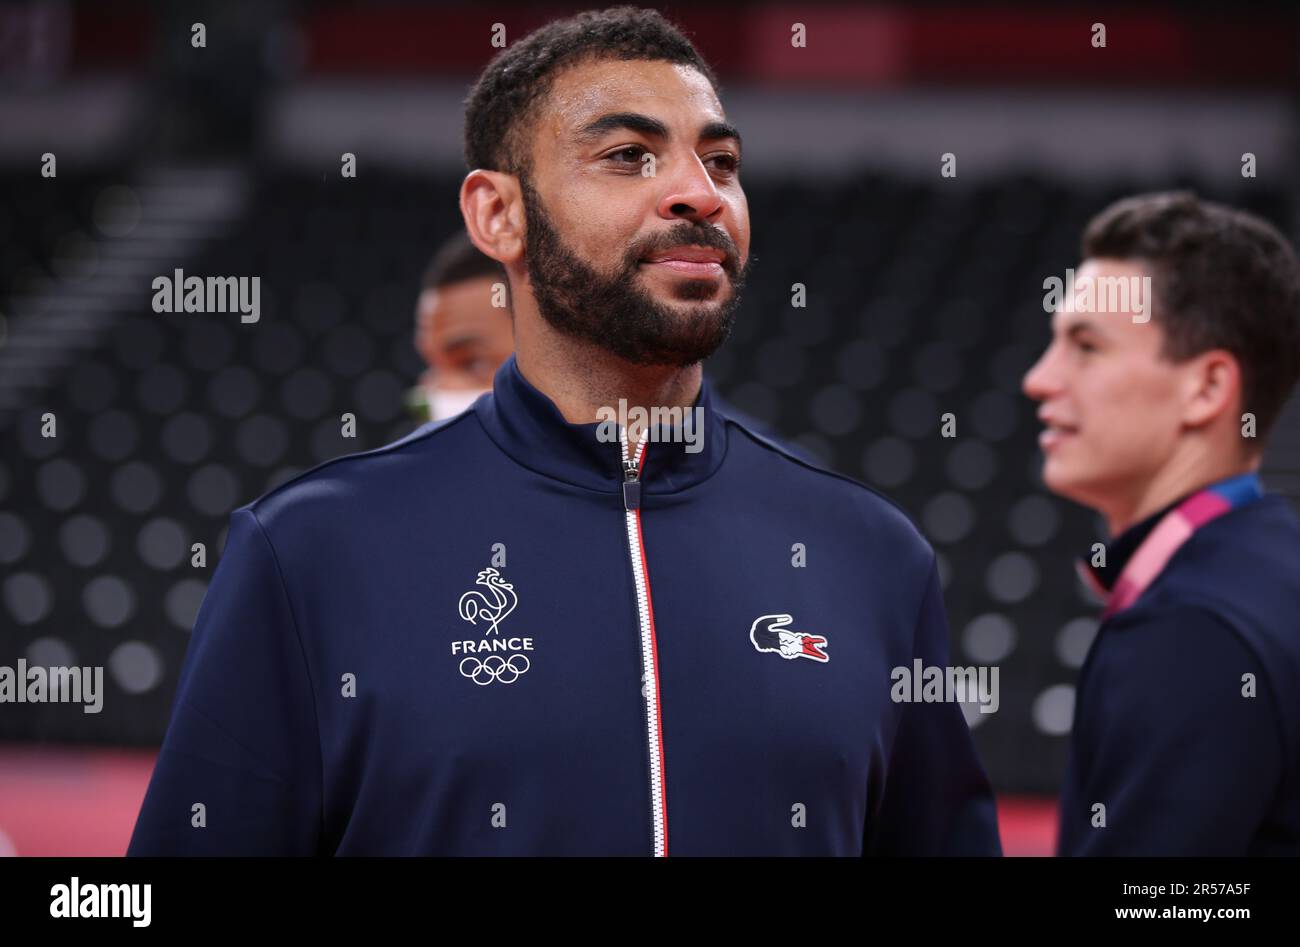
[[128, 354, 1002, 856]]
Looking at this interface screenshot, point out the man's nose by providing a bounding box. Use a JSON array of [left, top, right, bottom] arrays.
[[1022, 346, 1061, 402], [655, 152, 725, 223]]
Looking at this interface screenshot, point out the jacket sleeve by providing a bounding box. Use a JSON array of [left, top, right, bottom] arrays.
[[127, 509, 323, 855], [1056, 605, 1281, 856], [865, 556, 1003, 855]]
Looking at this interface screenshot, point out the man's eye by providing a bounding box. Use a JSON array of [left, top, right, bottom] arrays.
[[707, 153, 741, 173], [606, 146, 648, 165]]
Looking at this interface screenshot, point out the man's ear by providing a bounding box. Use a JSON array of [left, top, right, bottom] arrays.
[[1181, 348, 1242, 429], [460, 170, 525, 266]]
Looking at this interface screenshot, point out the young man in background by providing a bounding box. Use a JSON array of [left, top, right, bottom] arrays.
[[1023, 192, 1300, 855]]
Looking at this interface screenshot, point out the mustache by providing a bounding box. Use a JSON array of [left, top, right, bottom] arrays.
[[628, 224, 743, 277]]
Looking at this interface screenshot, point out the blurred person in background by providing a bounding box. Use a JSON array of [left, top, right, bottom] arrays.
[[408, 231, 513, 422], [1023, 192, 1300, 855]]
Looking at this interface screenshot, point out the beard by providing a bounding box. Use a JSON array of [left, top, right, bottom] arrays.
[[520, 176, 749, 367]]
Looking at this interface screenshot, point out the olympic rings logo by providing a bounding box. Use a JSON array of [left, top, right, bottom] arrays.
[[459, 653, 531, 685]]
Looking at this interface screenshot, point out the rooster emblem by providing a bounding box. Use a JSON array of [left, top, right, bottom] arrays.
[[749, 613, 829, 663], [458, 567, 518, 635]]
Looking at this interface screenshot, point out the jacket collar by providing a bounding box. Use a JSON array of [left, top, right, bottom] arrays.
[[1083, 497, 1179, 593], [476, 353, 727, 495], [1079, 470, 1264, 593]]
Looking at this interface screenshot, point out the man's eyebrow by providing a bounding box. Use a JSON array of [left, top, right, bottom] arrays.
[[576, 112, 669, 143], [699, 120, 742, 152], [1065, 320, 1105, 339], [442, 335, 485, 353], [575, 112, 743, 152]]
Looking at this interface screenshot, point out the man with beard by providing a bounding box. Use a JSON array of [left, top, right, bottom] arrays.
[[408, 230, 811, 458], [128, 6, 1000, 856]]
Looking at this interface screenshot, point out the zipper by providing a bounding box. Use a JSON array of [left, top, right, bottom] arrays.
[[620, 425, 668, 857]]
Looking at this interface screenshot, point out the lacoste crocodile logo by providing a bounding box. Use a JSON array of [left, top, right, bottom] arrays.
[[749, 613, 828, 663]]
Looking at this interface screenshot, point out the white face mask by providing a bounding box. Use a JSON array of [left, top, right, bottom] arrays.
[[428, 387, 489, 421]]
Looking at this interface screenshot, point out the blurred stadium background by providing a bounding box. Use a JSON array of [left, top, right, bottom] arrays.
[[1, 0, 1298, 856]]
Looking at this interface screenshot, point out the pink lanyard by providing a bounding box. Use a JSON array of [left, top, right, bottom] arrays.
[[1079, 473, 1264, 619]]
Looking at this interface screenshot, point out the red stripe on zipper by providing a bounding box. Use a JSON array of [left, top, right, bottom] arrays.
[[632, 501, 668, 856]]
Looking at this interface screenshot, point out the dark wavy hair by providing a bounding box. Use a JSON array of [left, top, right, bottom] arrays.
[[462, 6, 718, 183], [1083, 191, 1300, 442]]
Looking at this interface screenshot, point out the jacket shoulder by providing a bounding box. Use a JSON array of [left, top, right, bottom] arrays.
[[723, 415, 934, 560], [1152, 496, 1300, 608], [239, 410, 479, 527]]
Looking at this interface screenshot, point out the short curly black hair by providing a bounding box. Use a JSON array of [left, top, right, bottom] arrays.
[[462, 6, 719, 180], [1083, 191, 1300, 443]]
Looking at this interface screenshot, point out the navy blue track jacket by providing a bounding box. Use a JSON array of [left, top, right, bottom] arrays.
[[1059, 489, 1300, 855], [127, 354, 1002, 856]]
